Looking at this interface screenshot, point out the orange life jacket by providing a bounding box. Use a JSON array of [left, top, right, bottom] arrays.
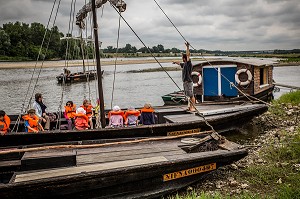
[[124, 110, 140, 121], [73, 113, 89, 130], [64, 104, 76, 119], [0, 115, 11, 134], [108, 110, 125, 119], [81, 105, 93, 117], [22, 114, 39, 132], [140, 108, 155, 113]]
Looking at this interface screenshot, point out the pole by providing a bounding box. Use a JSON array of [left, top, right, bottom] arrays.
[[91, 0, 106, 128]]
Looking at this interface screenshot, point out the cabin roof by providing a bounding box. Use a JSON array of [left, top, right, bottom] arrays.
[[193, 57, 278, 67]]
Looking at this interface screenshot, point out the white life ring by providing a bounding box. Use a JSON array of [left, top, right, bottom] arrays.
[[235, 69, 253, 86], [191, 71, 202, 87]]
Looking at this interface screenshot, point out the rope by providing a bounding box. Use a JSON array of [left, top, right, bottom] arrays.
[[11, 0, 59, 133], [153, 0, 271, 107], [110, 13, 122, 109], [110, 4, 218, 134], [56, 0, 77, 130]]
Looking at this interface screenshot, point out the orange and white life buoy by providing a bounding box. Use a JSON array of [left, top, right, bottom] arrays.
[[191, 71, 202, 87], [235, 69, 252, 86]]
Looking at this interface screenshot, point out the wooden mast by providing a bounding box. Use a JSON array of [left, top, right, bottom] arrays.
[[91, 0, 106, 128]]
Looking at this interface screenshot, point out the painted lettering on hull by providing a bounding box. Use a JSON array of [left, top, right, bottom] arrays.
[[167, 128, 200, 136], [163, 163, 216, 181]]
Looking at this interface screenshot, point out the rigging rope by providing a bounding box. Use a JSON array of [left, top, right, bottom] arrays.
[[153, 0, 271, 107], [110, 13, 122, 109], [57, 0, 77, 130], [12, 0, 59, 132]]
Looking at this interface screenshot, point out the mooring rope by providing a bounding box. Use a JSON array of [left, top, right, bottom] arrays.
[[153, 0, 271, 107]]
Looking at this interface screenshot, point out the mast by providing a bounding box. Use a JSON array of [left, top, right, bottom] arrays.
[[91, 0, 106, 128], [77, 0, 126, 128]]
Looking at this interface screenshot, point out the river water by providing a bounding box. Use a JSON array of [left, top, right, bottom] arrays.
[[0, 59, 299, 115]]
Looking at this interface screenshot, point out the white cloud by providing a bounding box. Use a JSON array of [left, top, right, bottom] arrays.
[[0, 0, 299, 50]]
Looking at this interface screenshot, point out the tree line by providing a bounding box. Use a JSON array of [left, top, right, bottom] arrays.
[[1, 21, 299, 61]]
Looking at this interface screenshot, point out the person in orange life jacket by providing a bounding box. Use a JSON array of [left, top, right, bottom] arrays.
[[124, 106, 140, 126], [64, 101, 76, 130], [108, 106, 124, 128], [0, 110, 11, 135], [140, 103, 155, 125], [22, 109, 44, 133], [74, 107, 89, 130], [32, 93, 50, 130], [81, 99, 94, 129]]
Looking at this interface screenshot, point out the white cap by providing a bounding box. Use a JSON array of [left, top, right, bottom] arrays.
[[113, 105, 120, 111], [76, 107, 86, 114]]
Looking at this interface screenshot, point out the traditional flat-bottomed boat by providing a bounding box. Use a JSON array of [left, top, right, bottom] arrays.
[[0, 132, 247, 198]]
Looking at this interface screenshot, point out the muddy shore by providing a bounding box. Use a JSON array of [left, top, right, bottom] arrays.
[[0, 59, 198, 69]]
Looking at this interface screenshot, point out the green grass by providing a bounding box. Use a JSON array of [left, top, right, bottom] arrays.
[[275, 90, 300, 105]]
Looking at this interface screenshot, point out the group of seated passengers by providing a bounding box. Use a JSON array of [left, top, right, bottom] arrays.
[[108, 103, 155, 128], [1, 99, 156, 134]]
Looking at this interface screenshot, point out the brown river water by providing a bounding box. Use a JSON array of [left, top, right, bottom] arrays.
[[0, 59, 299, 115]]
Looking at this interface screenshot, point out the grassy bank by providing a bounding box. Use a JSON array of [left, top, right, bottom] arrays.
[[165, 91, 300, 199]]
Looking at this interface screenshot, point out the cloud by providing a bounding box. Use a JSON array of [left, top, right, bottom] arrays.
[[0, 0, 299, 50]]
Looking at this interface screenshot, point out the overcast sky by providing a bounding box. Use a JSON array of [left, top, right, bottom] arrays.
[[0, 0, 299, 51]]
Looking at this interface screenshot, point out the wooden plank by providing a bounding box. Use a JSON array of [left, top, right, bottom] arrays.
[[14, 156, 168, 183], [77, 150, 185, 165], [22, 149, 75, 159], [76, 141, 180, 155], [0, 160, 21, 168]]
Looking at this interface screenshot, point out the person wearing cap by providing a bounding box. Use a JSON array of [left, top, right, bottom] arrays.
[[22, 109, 44, 133], [108, 106, 124, 128], [172, 42, 196, 112], [140, 103, 155, 125], [74, 107, 89, 130], [124, 106, 140, 126]]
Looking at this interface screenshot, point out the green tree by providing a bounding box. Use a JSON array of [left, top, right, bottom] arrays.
[[0, 30, 11, 55]]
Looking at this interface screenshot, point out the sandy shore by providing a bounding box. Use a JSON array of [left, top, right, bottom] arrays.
[[0, 59, 187, 69]]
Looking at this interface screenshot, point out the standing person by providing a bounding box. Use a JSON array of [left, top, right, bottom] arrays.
[[81, 99, 94, 129], [22, 109, 44, 133], [64, 101, 76, 130], [94, 99, 101, 128], [32, 93, 51, 130], [0, 110, 11, 135], [173, 42, 196, 112], [140, 103, 155, 125]]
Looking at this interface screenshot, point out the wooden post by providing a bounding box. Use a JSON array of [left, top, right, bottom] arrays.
[[91, 0, 106, 128]]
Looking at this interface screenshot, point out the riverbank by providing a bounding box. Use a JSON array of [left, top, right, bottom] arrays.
[[0, 58, 205, 69], [166, 91, 300, 199]]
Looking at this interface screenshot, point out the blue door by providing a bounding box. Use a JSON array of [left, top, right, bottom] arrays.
[[203, 68, 218, 96], [221, 67, 237, 97]]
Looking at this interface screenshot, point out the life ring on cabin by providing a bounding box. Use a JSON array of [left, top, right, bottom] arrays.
[[235, 69, 253, 86], [191, 71, 202, 87]]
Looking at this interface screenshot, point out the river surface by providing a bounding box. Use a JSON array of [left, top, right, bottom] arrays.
[[0, 58, 299, 115]]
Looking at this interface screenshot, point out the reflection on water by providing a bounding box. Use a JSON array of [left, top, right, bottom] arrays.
[[0, 60, 299, 115], [0, 62, 181, 114]]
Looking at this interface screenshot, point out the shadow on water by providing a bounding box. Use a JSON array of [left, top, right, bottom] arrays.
[[222, 118, 265, 145]]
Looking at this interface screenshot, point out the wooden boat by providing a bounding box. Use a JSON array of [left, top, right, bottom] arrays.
[[3, 103, 268, 148], [0, 132, 247, 198], [162, 58, 275, 105], [56, 69, 104, 84]]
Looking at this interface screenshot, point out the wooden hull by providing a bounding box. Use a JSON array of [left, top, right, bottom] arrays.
[[1, 104, 268, 148], [56, 70, 103, 83], [162, 86, 274, 105], [0, 139, 247, 198]]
